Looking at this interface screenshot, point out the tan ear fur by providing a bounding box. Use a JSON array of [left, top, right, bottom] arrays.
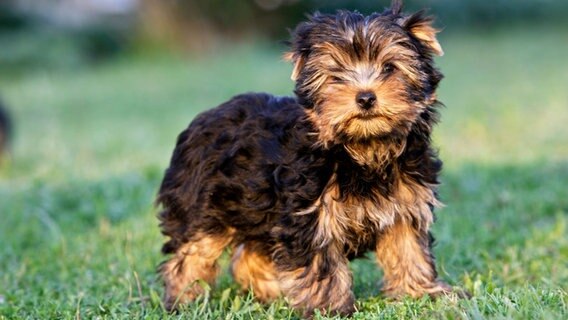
[[283, 52, 306, 81], [405, 14, 444, 56]]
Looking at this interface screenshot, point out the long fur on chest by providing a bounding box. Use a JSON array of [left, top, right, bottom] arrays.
[[307, 143, 441, 257]]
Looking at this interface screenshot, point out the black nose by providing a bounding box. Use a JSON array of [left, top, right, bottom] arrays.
[[356, 91, 376, 110]]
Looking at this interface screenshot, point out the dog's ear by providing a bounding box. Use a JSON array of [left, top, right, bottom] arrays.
[[402, 11, 444, 56], [283, 51, 306, 81], [285, 14, 321, 81]]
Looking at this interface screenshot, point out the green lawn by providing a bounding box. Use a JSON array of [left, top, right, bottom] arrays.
[[0, 27, 567, 319]]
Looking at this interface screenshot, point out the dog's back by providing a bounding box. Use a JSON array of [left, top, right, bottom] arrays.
[[156, 93, 338, 309], [157, 93, 333, 254]]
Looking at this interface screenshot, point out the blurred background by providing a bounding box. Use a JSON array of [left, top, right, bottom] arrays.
[[1, 0, 567, 173], [1, 0, 568, 68], [0, 1, 567, 318]]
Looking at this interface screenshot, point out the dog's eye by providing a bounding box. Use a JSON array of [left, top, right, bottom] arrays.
[[330, 76, 344, 83], [382, 63, 396, 75]]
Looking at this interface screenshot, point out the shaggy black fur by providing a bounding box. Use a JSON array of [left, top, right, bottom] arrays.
[[157, 92, 442, 266], [158, 94, 333, 257]]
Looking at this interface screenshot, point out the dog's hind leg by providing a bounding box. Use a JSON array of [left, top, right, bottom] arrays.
[[159, 229, 234, 311], [230, 243, 280, 302]]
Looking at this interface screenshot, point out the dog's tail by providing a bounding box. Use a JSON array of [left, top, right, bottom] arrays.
[[0, 98, 12, 158]]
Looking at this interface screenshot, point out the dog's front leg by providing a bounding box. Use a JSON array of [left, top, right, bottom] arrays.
[[277, 244, 356, 318], [375, 218, 452, 298]]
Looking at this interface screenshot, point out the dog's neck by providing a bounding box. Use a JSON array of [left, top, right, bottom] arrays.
[[342, 136, 407, 172], [329, 138, 405, 201]]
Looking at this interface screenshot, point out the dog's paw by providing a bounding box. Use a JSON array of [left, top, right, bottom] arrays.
[[302, 302, 356, 319], [427, 281, 471, 299]]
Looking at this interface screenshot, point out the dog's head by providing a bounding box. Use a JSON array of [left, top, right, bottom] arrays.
[[285, 0, 443, 147]]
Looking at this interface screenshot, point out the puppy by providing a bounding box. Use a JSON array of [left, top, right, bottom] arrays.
[[157, 0, 458, 316]]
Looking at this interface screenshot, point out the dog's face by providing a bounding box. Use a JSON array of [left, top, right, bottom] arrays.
[[286, 2, 443, 146]]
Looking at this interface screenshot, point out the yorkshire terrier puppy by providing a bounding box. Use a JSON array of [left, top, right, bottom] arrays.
[[157, 0, 459, 316]]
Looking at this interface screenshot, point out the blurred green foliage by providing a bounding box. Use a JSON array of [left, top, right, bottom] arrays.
[[1, 0, 567, 71], [186, 0, 568, 37], [0, 3, 128, 72]]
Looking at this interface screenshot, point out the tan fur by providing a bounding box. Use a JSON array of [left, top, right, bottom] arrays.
[[407, 20, 444, 56], [283, 51, 306, 81], [160, 232, 234, 310], [313, 174, 440, 254], [278, 246, 355, 316], [344, 138, 407, 170], [230, 244, 280, 302], [376, 220, 451, 298], [306, 51, 425, 148]]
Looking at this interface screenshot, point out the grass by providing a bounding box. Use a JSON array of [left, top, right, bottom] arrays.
[[0, 26, 567, 319]]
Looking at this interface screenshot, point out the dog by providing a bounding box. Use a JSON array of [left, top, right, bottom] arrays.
[[157, 0, 459, 316]]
